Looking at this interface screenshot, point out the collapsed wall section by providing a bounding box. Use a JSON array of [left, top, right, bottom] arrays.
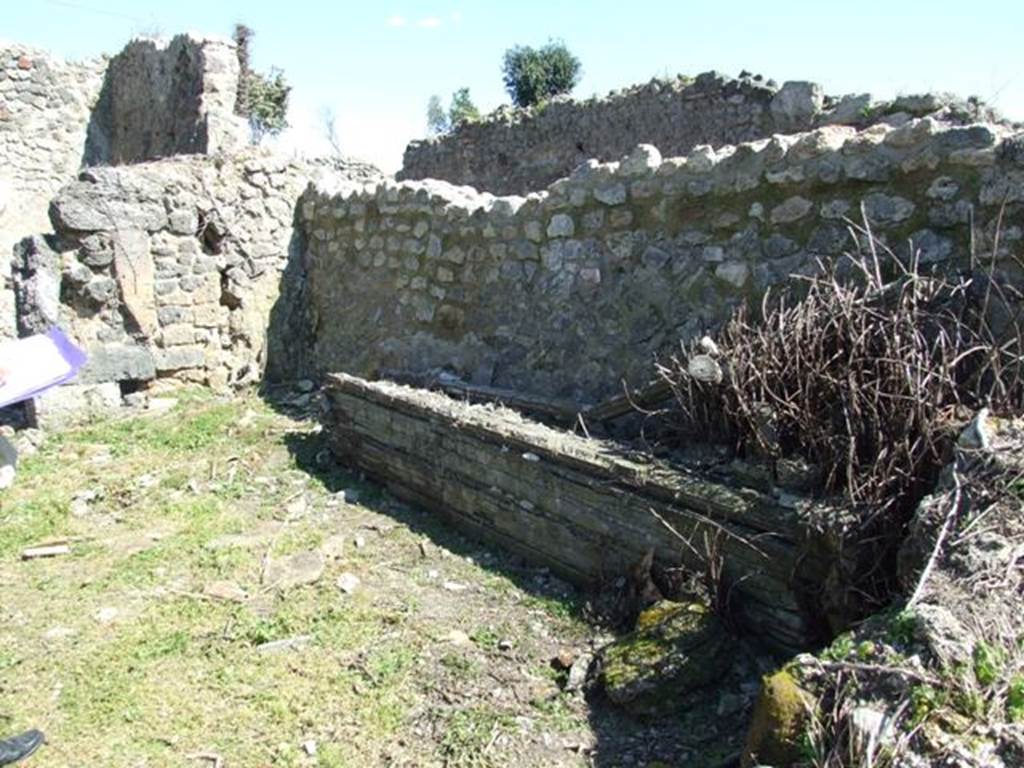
[[303, 119, 1024, 405], [0, 44, 106, 337], [400, 71, 1000, 195], [85, 34, 248, 166], [11, 152, 380, 425]]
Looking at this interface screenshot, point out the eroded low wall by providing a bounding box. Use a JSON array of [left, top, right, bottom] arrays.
[[13, 151, 380, 405], [303, 119, 1024, 404], [399, 70, 999, 195], [323, 372, 849, 652]]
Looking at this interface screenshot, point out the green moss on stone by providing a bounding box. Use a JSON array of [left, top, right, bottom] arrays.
[[742, 669, 814, 768], [599, 600, 734, 713]]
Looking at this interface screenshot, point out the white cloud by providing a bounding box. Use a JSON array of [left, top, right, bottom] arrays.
[[416, 17, 442, 28], [385, 15, 407, 27]]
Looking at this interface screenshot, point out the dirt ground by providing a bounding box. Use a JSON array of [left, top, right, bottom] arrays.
[[0, 389, 735, 767]]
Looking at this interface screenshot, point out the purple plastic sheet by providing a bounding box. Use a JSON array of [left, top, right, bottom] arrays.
[[0, 327, 88, 409]]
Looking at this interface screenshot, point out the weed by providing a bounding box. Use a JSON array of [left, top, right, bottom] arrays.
[[887, 610, 918, 647], [1008, 677, 1024, 722], [821, 632, 855, 661], [973, 641, 1004, 686], [470, 625, 501, 651], [439, 706, 516, 767], [910, 685, 946, 726]]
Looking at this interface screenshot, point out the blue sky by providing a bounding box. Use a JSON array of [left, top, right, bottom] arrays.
[[4, 1, 1022, 172]]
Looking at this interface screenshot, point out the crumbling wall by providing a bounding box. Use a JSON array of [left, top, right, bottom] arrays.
[[85, 34, 247, 166], [12, 151, 380, 415], [303, 119, 1024, 405], [1, 34, 248, 343], [0, 44, 105, 337], [399, 71, 1001, 195]]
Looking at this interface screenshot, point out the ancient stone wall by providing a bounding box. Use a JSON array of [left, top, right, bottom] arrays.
[[304, 119, 1024, 405], [1, 34, 248, 344], [85, 34, 247, 166], [12, 151, 379, 419], [0, 43, 106, 337], [399, 71, 1001, 195]]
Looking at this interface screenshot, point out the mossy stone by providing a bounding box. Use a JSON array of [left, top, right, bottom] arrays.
[[742, 669, 814, 768], [599, 600, 735, 712]]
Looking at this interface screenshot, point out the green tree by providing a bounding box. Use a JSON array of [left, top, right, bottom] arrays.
[[447, 87, 480, 127], [426, 94, 449, 135], [501, 40, 581, 108], [233, 23, 291, 143], [246, 68, 290, 142]]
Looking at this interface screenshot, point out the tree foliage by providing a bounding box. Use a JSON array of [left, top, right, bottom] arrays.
[[447, 87, 480, 127], [425, 88, 480, 136], [246, 68, 290, 142], [233, 23, 290, 144], [501, 40, 581, 108], [426, 94, 448, 136]]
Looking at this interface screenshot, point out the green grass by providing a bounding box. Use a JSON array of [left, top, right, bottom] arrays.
[[439, 706, 517, 768], [0, 390, 594, 767]]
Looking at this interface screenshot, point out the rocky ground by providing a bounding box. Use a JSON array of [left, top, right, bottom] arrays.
[[0, 388, 753, 767]]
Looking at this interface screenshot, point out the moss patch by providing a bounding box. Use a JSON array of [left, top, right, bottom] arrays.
[[599, 600, 734, 712], [742, 669, 814, 768]]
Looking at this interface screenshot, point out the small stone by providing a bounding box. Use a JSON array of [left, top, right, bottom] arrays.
[[714, 261, 750, 288], [619, 144, 662, 176], [566, 653, 593, 692], [256, 635, 312, 653], [302, 740, 317, 757], [445, 629, 472, 646], [701, 245, 725, 263], [498, 639, 514, 652], [353, 534, 366, 549], [594, 184, 627, 206], [296, 379, 315, 393], [862, 193, 915, 225], [336, 572, 361, 594], [95, 607, 119, 624], [599, 602, 733, 710], [338, 489, 360, 504], [320, 533, 347, 560], [263, 551, 325, 590], [770, 196, 814, 224], [546, 214, 575, 238], [285, 497, 308, 517], [687, 355, 724, 384], [43, 626, 77, 641], [147, 397, 178, 414], [443, 581, 468, 592], [770, 81, 824, 130], [203, 580, 248, 603]]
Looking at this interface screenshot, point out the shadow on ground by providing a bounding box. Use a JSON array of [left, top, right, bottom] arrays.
[[269, 388, 748, 768]]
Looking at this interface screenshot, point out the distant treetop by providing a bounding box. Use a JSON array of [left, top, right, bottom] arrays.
[[501, 40, 581, 108]]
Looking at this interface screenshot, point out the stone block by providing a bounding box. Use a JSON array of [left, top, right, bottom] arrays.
[[28, 382, 122, 431], [156, 345, 205, 372], [77, 344, 156, 384]]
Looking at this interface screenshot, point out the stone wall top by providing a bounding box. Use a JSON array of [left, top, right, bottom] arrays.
[[399, 70, 1006, 195], [85, 33, 248, 166], [303, 118, 1024, 403]]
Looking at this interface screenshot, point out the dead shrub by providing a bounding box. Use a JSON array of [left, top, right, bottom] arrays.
[[658, 215, 1023, 523]]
